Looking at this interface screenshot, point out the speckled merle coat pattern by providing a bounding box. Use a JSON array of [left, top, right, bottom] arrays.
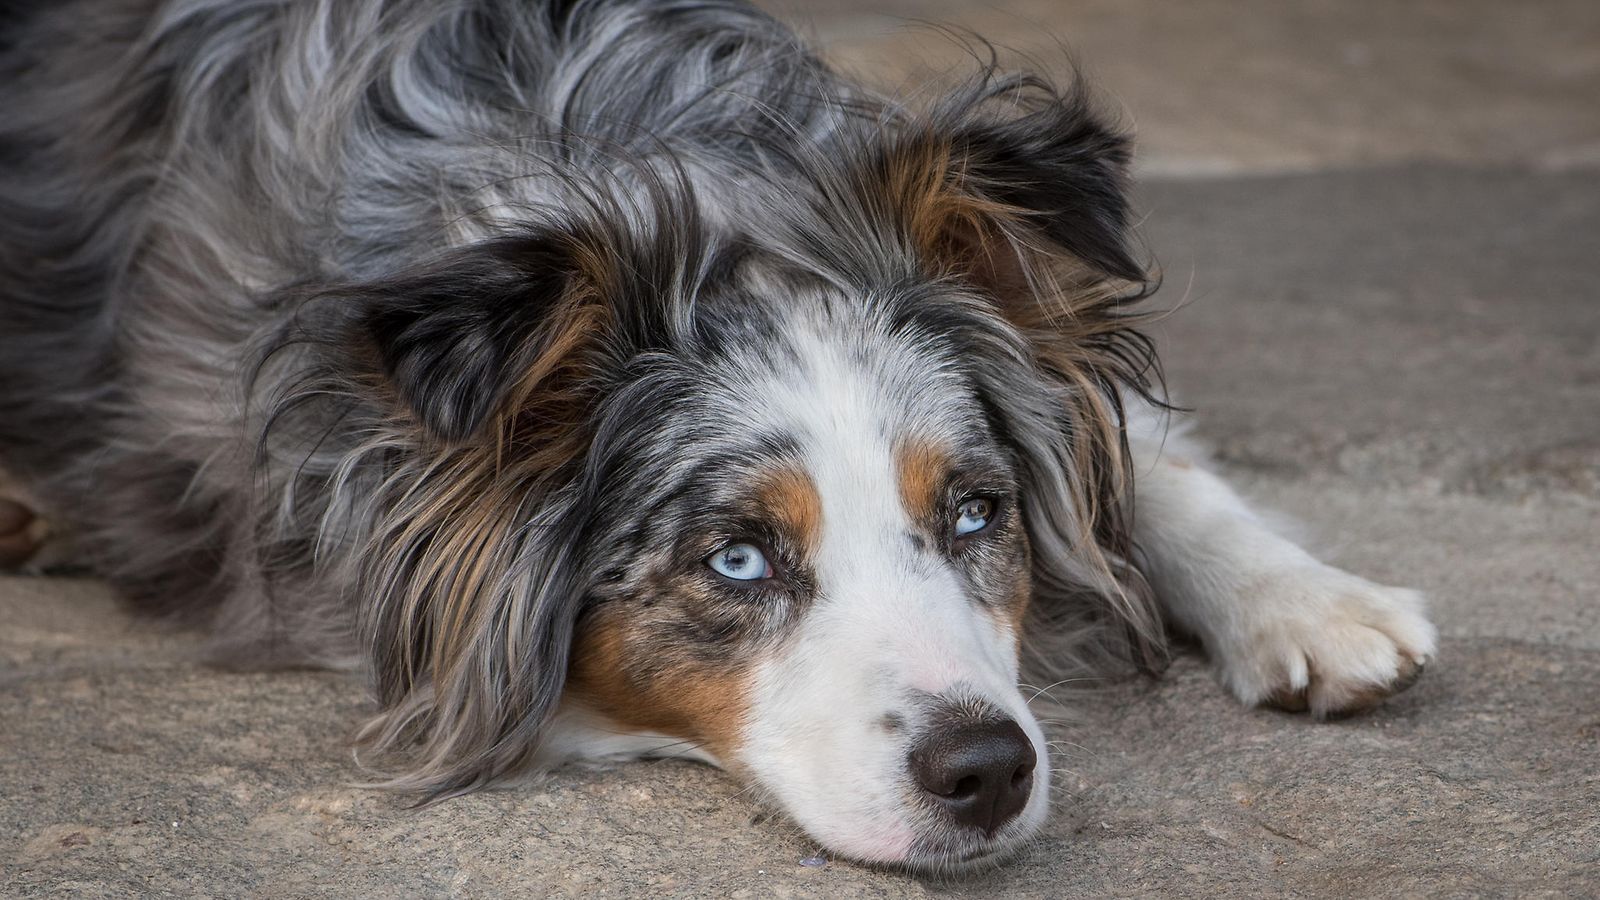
[[0, 0, 1436, 871]]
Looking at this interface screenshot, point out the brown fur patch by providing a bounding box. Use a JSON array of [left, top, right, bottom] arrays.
[[563, 464, 817, 762], [568, 603, 754, 760], [896, 438, 951, 525], [0, 497, 39, 569], [754, 465, 822, 557]]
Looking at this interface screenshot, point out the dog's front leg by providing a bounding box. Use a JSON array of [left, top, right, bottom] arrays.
[[1125, 411, 1436, 716]]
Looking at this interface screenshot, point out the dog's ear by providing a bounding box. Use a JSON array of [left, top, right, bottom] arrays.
[[940, 85, 1142, 285], [357, 231, 613, 443], [303, 213, 701, 800], [256, 226, 635, 799], [872, 76, 1146, 304]]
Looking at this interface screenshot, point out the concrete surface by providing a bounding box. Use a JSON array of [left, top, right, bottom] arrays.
[[768, 0, 1600, 177], [5, 3, 1599, 898]]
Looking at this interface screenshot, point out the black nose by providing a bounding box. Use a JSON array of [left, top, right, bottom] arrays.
[[909, 718, 1036, 837]]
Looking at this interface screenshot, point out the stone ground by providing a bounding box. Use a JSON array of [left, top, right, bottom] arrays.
[[4, 2, 1598, 897]]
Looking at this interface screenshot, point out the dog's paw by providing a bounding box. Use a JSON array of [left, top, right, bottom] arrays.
[[1213, 566, 1437, 718]]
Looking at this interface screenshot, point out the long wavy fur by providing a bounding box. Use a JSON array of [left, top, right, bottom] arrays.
[[0, 0, 1164, 797]]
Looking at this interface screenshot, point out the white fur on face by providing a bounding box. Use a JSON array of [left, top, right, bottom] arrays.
[[730, 313, 1050, 867]]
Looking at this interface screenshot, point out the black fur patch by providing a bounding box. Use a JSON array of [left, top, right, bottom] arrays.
[[359, 234, 578, 442]]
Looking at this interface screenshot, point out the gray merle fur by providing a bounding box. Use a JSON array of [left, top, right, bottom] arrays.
[[0, 0, 1164, 798]]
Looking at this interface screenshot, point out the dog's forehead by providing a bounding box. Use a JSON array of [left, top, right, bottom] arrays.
[[652, 296, 1009, 571], [698, 291, 987, 452]]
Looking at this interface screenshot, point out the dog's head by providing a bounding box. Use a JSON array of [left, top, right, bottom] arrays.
[[286, 76, 1159, 869]]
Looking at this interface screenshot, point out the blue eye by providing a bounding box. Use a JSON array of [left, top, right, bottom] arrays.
[[707, 543, 773, 581], [954, 497, 994, 537]]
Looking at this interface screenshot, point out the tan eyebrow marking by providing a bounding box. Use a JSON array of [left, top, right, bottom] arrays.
[[754, 464, 822, 556], [896, 438, 951, 525]]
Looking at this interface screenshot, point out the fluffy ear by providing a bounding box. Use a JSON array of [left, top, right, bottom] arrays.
[[333, 206, 709, 799], [872, 75, 1146, 303], [272, 227, 632, 798], [357, 231, 612, 443], [251, 196, 705, 798], [942, 82, 1143, 284], [314, 232, 612, 797]]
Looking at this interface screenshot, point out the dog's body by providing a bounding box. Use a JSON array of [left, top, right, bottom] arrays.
[[0, 0, 1435, 869]]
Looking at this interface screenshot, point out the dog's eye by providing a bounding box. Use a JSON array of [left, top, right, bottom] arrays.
[[954, 496, 995, 537], [706, 543, 773, 581]]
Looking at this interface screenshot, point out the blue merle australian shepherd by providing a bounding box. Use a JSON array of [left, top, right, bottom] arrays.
[[0, 0, 1436, 870]]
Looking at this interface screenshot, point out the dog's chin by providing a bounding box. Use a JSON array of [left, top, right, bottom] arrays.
[[898, 833, 1034, 876], [809, 789, 1051, 875]]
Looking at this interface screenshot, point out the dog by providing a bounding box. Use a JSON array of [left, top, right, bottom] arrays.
[[0, 0, 1437, 870]]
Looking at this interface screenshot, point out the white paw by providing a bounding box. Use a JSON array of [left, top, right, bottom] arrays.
[[1212, 565, 1438, 718]]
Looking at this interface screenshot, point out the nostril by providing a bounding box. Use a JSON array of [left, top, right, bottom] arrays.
[[908, 717, 1037, 837], [1010, 762, 1032, 789], [949, 775, 981, 800]]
